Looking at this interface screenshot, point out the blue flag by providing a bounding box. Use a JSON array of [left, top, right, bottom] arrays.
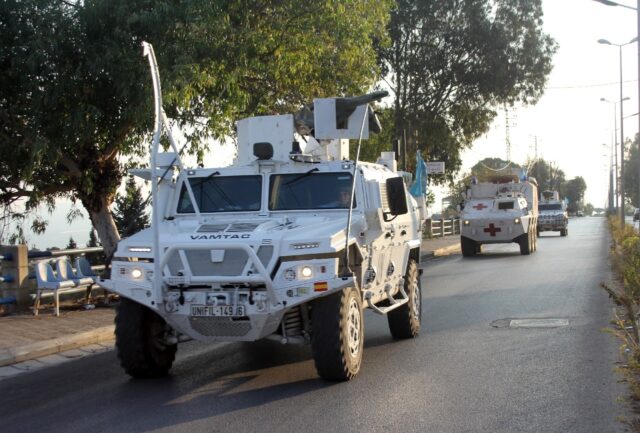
[[410, 151, 428, 198]]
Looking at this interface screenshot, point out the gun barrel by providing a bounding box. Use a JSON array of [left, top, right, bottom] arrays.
[[337, 91, 389, 110]]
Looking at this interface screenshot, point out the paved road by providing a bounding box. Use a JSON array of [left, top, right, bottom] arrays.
[[0, 217, 628, 432]]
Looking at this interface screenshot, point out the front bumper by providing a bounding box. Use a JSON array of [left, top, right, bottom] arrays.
[[460, 219, 528, 243], [98, 244, 355, 342]]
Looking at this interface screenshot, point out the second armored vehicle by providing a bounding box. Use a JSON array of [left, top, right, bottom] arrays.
[[460, 176, 539, 257], [537, 190, 568, 236]]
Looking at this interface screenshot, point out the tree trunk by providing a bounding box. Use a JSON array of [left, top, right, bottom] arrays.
[[85, 196, 120, 260]]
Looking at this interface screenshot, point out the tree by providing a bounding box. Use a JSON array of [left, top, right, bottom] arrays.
[[624, 134, 640, 208], [377, 0, 557, 182], [526, 158, 566, 194], [66, 237, 78, 250], [112, 176, 150, 238], [564, 177, 587, 213], [583, 203, 594, 216], [87, 229, 100, 249], [0, 0, 391, 256], [86, 227, 106, 265]]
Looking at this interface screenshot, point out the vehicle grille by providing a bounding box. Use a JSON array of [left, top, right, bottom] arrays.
[[167, 249, 248, 276], [227, 223, 260, 232], [189, 316, 252, 337], [165, 245, 274, 277], [197, 224, 229, 233]]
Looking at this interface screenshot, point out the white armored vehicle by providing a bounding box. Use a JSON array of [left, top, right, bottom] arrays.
[[99, 43, 423, 381], [537, 190, 568, 236], [460, 176, 538, 256]]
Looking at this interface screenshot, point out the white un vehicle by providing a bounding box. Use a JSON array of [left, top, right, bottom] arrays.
[[99, 43, 423, 381], [460, 176, 539, 257], [537, 190, 568, 237]]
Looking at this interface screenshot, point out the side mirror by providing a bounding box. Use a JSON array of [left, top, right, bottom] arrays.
[[385, 177, 408, 217]]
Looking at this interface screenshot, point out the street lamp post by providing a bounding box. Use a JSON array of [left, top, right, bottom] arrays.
[[594, 0, 640, 220], [598, 37, 638, 226], [603, 143, 614, 214], [601, 96, 630, 212]]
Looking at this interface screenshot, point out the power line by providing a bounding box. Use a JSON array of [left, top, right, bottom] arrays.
[[547, 79, 638, 90]]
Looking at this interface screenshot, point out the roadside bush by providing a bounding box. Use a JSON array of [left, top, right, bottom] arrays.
[[604, 216, 640, 355]]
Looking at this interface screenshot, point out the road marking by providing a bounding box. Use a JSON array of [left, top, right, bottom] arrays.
[[509, 318, 569, 328]]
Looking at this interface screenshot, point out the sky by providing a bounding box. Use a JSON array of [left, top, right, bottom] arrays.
[[14, 0, 640, 250]]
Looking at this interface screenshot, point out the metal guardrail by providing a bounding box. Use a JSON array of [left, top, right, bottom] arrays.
[[426, 218, 461, 238], [0, 245, 107, 305], [27, 246, 104, 259]]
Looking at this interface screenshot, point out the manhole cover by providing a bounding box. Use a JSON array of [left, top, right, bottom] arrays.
[[509, 318, 569, 328]]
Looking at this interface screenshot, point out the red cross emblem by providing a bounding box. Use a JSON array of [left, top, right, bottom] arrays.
[[484, 223, 501, 236], [473, 203, 488, 210]]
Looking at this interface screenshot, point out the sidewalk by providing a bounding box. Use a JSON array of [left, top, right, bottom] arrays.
[[0, 235, 460, 372]]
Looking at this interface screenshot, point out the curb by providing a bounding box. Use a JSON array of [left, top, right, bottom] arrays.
[[421, 244, 461, 261], [0, 325, 115, 367], [434, 244, 461, 257]]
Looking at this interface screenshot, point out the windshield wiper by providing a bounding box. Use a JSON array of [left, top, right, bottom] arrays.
[[284, 168, 319, 186], [190, 171, 220, 188]]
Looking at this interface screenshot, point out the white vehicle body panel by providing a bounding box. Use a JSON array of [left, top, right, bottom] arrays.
[[460, 181, 538, 244]]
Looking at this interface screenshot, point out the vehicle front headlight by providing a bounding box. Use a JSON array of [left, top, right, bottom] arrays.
[[300, 265, 313, 278], [130, 267, 144, 280], [514, 217, 521, 224], [281, 263, 330, 282], [463, 220, 470, 226]]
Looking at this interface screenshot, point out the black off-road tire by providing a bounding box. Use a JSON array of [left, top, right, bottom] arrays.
[[461, 236, 476, 257], [519, 233, 531, 255], [115, 298, 177, 378], [310, 287, 364, 381], [387, 259, 421, 339], [560, 227, 568, 237]]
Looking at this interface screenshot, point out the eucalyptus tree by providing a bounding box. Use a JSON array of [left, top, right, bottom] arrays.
[[0, 0, 391, 255], [377, 0, 557, 182]]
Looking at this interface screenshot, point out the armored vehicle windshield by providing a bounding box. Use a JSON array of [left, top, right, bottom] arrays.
[[177, 175, 262, 213], [539, 203, 562, 211], [269, 172, 355, 210]]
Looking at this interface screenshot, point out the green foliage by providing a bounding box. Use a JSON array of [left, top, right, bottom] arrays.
[[624, 134, 640, 208], [583, 203, 594, 216], [525, 158, 566, 193], [563, 176, 586, 213], [447, 157, 520, 209], [603, 217, 640, 354], [112, 176, 150, 238], [86, 228, 107, 265], [360, 108, 395, 163], [469, 158, 521, 181], [378, 0, 557, 184], [66, 237, 77, 250], [87, 229, 101, 248]]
